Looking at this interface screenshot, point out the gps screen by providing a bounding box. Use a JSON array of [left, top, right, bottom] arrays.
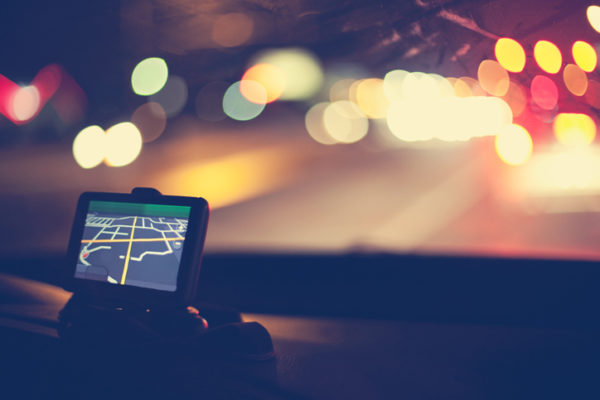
[[74, 200, 191, 292]]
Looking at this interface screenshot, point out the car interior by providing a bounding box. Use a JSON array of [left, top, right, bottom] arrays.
[[2, 0, 600, 398]]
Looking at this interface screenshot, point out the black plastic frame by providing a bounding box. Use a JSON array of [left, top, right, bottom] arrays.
[[63, 190, 209, 308]]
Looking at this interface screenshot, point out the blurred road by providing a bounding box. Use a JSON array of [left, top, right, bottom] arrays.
[[2, 117, 600, 259]]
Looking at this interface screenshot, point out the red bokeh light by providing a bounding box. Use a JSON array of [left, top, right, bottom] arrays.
[[530, 75, 559, 110]]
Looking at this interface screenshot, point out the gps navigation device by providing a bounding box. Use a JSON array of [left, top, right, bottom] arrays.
[[64, 188, 209, 307]]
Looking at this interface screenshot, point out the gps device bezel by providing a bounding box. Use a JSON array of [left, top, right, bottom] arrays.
[[64, 189, 209, 308]]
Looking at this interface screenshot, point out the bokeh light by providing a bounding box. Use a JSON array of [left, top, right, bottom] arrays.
[[150, 76, 188, 118], [305, 102, 338, 145], [501, 81, 527, 117], [131, 102, 167, 143], [211, 13, 254, 47], [241, 63, 285, 104], [477, 59, 510, 96], [563, 63, 588, 96], [223, 81, 266, 121], [455, 77, 486, 97], [587, 5, 600, 34], [451, 78, 473, 97], [572, 41, 597, 72], [553, 113, 596, 146], [131, 57, 169, 96], [585, 79, 600, 109], [323, 100, 368, 143], [495, 38, 526, 73], [252, 48, 323, 100], [495, 124, 533, 166], [329, 78, 356, 102], [534, 40, 562, 74], [383, 69, 409, 102], [355, 78, 389, 119], [72, 125, 106, 169], [387, 94, 511, 143], [195, 81, 228, 121], [104, 122, 143, 167], [10, 85, 40, 121], [530, 75, 559, 110]]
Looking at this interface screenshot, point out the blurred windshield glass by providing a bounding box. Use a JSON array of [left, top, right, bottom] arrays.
[[2, 0, 600, 259]]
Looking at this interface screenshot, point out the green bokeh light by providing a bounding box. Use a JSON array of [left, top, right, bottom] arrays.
[[131, 57, 169, 96]]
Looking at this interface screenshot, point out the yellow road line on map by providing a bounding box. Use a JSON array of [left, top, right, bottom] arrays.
[[81, 237, 183, 243], [120, 217, 137, 285]]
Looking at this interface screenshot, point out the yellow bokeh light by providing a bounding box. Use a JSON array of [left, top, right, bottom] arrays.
[[495, 124, 533, 166], [131, 57, 169, 96], [211, 13, 254, 47], [383, 69, 409, 102], [252, 48, 323, 100], [104, 122, 143, 167], [73, 125, 106, 169], [305, 102, 338, 145], [400, 72, 449, 101], [534, 40, 562, 74], [563, 63, 588, 96], [553, 113, 596, 146], [323, 100, 369, 143], [10, 85, 40, 121], [387, 96, 512, 143], [477, 60, 509, 96], [587, 5, 600, 34], [355, 78, 389, 119], [495, 38, 526, 73], [241, 63, 285, 104], [572, 41, 597, 72]]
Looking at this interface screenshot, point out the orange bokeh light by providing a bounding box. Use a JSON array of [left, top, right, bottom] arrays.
[[211, 13, 254, 48], [563, 63, 588, 96], [495, 38, 526, 73], [477, 60, 509, 96], [534, 40, 562, 74], [241, 63, 285, 104]]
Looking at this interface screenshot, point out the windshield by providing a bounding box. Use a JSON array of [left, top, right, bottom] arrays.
[[2, 0, 600, 259]]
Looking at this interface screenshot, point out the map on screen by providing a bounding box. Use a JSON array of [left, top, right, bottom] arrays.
[[74, 201, 191, 292]]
